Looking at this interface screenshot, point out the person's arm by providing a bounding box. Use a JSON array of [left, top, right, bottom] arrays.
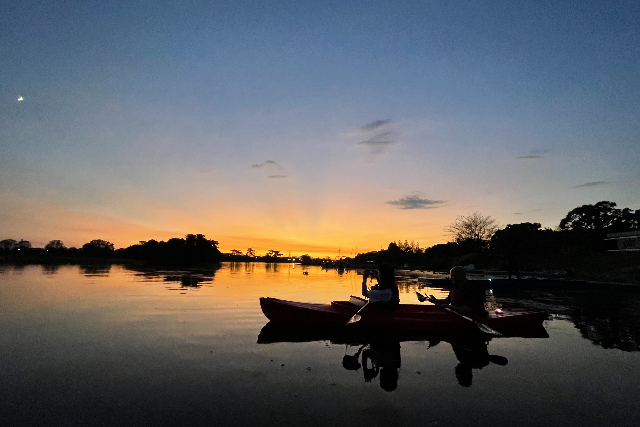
[[361, 270, 370, 298], [427, 293, 451, 305]]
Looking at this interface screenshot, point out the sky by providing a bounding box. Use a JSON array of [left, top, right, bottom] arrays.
[[1, 0, 639, 257]]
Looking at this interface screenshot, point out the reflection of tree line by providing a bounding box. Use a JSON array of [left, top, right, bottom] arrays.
[[129, 266, 220, 288], [17, 262, 221, 289], [497, 286, 640, 352]]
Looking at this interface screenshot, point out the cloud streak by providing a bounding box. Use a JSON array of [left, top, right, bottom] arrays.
[[386, 195, 446, 210], [515, 155, 544, 159], [355, 119, 397, 154], [251, 160, 282, 169], [574, 181, 608, 188], [267, 175, 287, 179], [360, 119, 391, 132]]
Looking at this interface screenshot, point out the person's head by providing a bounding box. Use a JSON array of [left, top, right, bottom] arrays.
[[449, 266, 467, 285], [455, 363, 473, 387], [376, 263, 396, 289], [379, 367, 399, 392]]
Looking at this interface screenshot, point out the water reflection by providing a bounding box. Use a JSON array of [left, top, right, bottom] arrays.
[[40, 264, 61, 275], [495, 286, 640, 352], [258, 322, 519, 390], [125, 265, 221, 289], [79, 263, 112, 277]]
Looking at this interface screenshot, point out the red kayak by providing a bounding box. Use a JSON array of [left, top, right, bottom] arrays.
[[259, 297, 548, 336]]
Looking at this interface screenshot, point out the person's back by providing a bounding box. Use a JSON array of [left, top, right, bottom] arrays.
[[447, 267, 487, 316], [373, 264, 399, 311]]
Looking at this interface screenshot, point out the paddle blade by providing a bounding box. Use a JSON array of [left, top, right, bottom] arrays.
[[489, 355, 509, 366], [477, 323, 502, 336], [346, 314, 362, 324]]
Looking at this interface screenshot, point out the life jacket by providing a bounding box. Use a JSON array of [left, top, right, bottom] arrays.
[[373, 284, 400, 311], [450, 282, 486, 315]]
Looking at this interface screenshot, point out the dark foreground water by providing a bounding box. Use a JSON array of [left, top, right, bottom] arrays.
[[1, 263, 639, 427]]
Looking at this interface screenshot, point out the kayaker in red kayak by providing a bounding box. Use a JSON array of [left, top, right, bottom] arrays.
[[362, 264, 400, 311], [425, 266, 487, 316]]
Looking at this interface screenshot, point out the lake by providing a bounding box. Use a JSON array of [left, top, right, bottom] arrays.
[[1, 263, 639, 427]]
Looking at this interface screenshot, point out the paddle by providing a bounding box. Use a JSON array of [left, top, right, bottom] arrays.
[[346, 300, 370, 324], [416, 292, 502, 336]]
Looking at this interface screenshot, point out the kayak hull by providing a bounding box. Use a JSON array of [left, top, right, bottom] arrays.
[[259, 297, 548, 336]]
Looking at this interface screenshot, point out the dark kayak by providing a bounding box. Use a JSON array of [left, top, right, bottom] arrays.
[[259, 297, 548, 336]]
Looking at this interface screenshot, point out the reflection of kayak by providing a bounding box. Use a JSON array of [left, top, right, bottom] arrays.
[[259, 297, 548, 336], [257, 320, 549, 344]]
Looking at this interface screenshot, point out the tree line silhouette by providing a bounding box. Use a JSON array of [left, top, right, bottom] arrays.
[[1, 201, 638, 277], [353, 201, 639, 281], [0, 234, 223, 265]]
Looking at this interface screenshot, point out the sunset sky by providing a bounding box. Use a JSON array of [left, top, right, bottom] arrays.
[[1, 1, 639, 257]]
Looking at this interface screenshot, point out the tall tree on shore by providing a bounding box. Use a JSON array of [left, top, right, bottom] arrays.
[[0, 239, 18, 251], [445, 212, 499, 246], [559, 201, 638, 232], [45, 240, 66, 250]]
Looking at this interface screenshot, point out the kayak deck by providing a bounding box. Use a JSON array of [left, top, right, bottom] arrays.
[[259, 297, 548, 336]]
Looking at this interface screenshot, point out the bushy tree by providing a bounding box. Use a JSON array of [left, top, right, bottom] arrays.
[[83, 239, 115, 251], [45, 240, 66, 251], [445, 212, 499, 246], [17, 240, 32, 250], [559, 201, 638, 232], [0, 239, 18, 251]]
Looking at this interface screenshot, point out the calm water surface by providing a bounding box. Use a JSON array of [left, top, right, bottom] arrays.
[[1, 263, 639, 426]]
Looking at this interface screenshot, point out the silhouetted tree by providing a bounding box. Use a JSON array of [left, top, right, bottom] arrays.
[[83, 239, 114, 251], [0, 239, 18, 251], [266, 250, 281, 258], [118, 234, 222, 264], [82, 239, 115, 256], [559, 201, 638, 232], [491, 223, 543, 253], [230, 249, 243, 256], [445, 212, 498, 247], [490, 223, 554, 278], [16, 239, 32, 250], [45, 240, 66, 251], [246, 248, 256, 257]]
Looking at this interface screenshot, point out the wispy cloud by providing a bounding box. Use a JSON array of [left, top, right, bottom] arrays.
[[355, 119, 398, 154], [512, 208, 542, 215], [267, 175, 287, 179], [251, 160, 282, 169], [360, 119, 391, 132], [386, 194, 446, 210], [574, 181, 608, 188], [515, 155, 544, 159], [357, 139, 396, 149]]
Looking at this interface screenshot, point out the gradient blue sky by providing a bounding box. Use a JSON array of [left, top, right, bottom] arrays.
[[1, 0, 639, 255]]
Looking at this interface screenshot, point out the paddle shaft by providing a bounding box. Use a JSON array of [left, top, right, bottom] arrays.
[[346, 300, 370, 324], [416, 292, 501, 336]]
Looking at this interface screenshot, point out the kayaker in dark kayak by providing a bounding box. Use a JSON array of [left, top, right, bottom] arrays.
[[362, 264, 400, 311], [425, 266, 487, 316]]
